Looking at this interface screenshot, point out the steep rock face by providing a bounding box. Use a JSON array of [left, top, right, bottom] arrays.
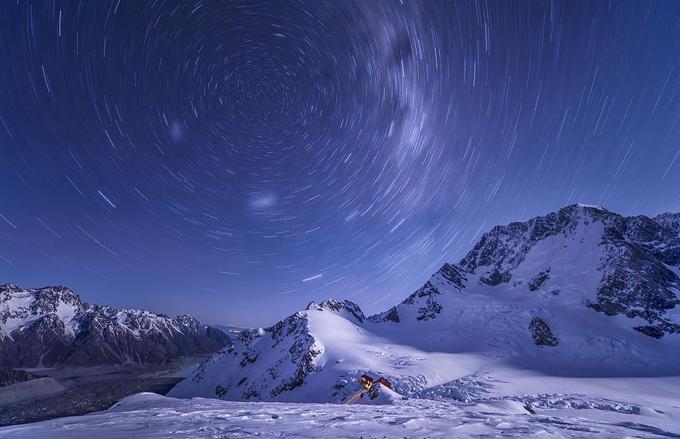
[[306, 299, 365, 324], [589, 213, 680, 336], [528, 317, 559, 347], [170, 309, 325, 401], [378, 204, 680, 338], [528, 269, 551, 292], [0, 284, 230, 367], [6, 314, 73, 366], [370, 263, 466, 323], [633, 213, 680, 266]]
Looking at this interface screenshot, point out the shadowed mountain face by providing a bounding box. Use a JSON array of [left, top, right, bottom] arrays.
[[0, 284, 230, 367], [170, 205, 680, 404]]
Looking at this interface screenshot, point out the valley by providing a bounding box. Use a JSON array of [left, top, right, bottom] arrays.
[[0, 356, 209, 426]]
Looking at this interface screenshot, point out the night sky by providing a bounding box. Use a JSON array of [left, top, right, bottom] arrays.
[[1, 1, 680, 327]]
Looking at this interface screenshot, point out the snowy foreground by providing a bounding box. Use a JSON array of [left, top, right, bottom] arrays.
[[2, 383, 680, 438]]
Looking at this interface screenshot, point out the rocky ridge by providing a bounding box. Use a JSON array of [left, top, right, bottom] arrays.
[[0, 284, 230, 367]]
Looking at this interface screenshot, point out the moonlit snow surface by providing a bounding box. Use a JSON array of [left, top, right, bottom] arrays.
[[1, 391, 679, 438]]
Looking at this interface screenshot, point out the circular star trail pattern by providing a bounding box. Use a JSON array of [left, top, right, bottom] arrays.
[[1, 1, 680, 326]]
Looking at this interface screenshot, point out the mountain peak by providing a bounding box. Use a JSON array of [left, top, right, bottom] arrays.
[[0, 283, 25, 293], [33, 285, 84, 307], [307, 299, 366, 323], [573, 203, 608, 211], [654, 211, 680, 234], [387, 204, 680, 338]]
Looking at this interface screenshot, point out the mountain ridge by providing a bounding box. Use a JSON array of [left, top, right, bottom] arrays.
[[0, 284, 230, 367]]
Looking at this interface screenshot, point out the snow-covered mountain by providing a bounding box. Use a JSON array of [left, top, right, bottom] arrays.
[[372, 204, 680, 338], [170, 298, 465, 402], [169, 204, 680, 403], [0, 284, 230, 367]]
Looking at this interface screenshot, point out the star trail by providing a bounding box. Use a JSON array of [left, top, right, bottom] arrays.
[[1, 1, 680, 326]]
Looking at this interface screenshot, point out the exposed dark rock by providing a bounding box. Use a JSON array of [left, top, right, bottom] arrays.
[[438, 263, 467, 289], [634, 325, 665, 339], [383, 307, 400, 323], [529, 317, 559, 347], [271, 344, 321, 397], [215, 384, 228, 398], [528, 269, 551, 291], [242, 389, 261, 399], [480, 268, 512, 286], [0, 369, 42, 387], [239, 352, 259, 367], [587, 219, 680, 336], [403, 281, 440, 305], [416, 297, 443, 321], [197, 311, 325, 401]]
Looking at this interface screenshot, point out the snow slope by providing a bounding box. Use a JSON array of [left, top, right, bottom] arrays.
[[2, 389, 679, 438], [169, 301, 487, 402]]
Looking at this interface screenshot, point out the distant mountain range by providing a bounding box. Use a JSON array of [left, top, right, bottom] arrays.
[[0, 284, 230, 367], [169, 204, 680, 403], [212, 325, 247, 337]]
